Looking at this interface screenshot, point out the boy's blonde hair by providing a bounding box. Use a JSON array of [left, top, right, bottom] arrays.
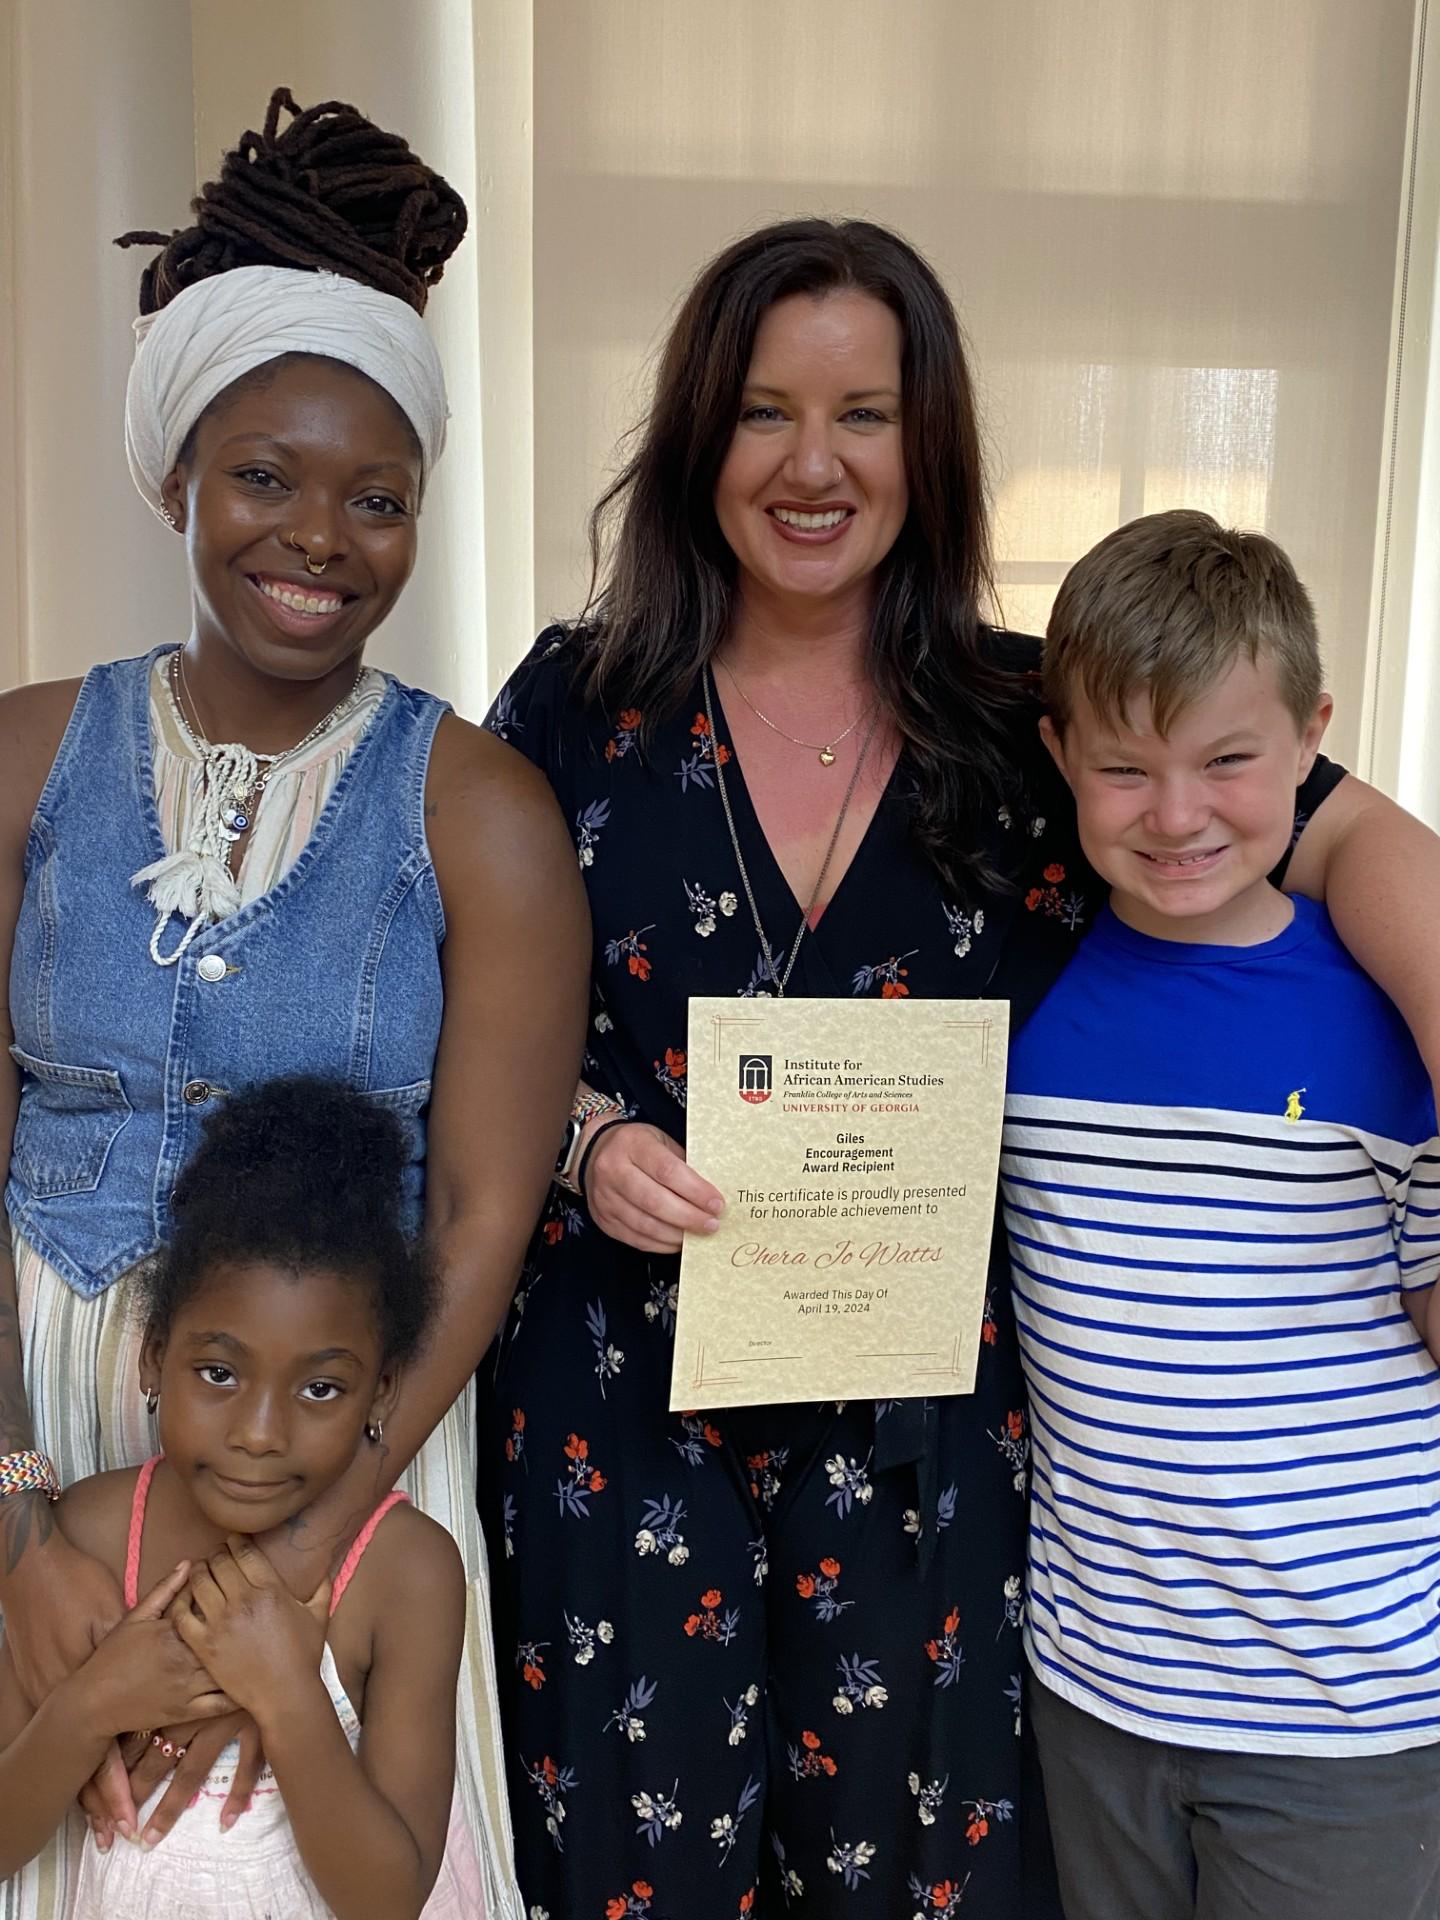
[[1043, 509, 1323, 737]]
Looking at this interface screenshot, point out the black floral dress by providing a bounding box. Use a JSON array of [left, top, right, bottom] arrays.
[[478, 630, 1340, 1920]]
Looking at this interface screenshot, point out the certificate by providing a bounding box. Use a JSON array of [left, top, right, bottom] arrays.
[[671, 996, 1009, 1410]]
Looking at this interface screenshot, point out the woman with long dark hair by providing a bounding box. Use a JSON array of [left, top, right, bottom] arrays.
[[479, 218, 1439, 1917]]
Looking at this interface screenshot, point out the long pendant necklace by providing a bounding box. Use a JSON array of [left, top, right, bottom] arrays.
[[704, 666, 881, 996], [130, 648, 367, 968], [714, 653, 870, 767]]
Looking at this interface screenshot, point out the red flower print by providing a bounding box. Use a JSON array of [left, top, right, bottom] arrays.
[[1043, 862, 1066, 884], [821, 1755, 837, 1776], [700, 1588, 723, 1610], [565, 1434, 589, 1461], [982, 1317, 998, 1345], [740, 1892, 755, 1915], [692, 713, 712, 737], [802, 1729, 821, 1751], [618, 708, 642, 731], [1025, 887, 1043, 911], [967, 1814, 990, 1845], [513, 1409, 526, 1430], [702, 1421, 723, 1448], [634, 1883, 653, 1900], [628, 951, 652, 981], [926, 1638, 940, 1661], [604, 740, 619, 762], [607, 1902, 627, 1920], [1006, 1409, 1023, 1441], [683, 1613, 702, 1637], [796, 1573, 817, 1599], [882, 978, 911, 998], [716, 742, 732, 765], [818, 1556, 841, 1579], [541, 1754, 558, 1784], [665, 1047, 687, 1079], [522, 1661, 544, 1690], [945, 1607, 961, 1636], [543, 1220, 564, 1246], [589, 1470, 607, 1492]]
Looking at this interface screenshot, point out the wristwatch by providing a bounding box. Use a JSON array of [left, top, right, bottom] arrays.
[[555, 1089, 622, 1194]]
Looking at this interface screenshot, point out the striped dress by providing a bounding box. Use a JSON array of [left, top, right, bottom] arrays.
[[1003, 896, 1440, 1757], [4, 657, 519, 1920]]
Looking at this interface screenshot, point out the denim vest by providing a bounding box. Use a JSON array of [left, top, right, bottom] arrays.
[[7, 647, 448, 1296]]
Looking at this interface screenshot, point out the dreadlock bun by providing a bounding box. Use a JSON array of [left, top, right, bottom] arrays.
[[117, 85, 467, 317]]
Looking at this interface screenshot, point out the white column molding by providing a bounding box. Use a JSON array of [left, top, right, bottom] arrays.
[[1362, 0, 1440, 822], [8, 0, 194, 686], [472, 0, 535, 688]]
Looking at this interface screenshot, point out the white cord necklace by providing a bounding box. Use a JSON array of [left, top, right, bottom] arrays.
[[131, 649, 365, 968]]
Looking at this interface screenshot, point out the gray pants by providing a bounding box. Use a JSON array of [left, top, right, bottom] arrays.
[[1030, 1676, 1440, 1920]]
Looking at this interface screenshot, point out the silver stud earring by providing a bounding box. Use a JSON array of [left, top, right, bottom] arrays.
[[159, 507, 177, 529], [365, 1419, 385, 1445], [145, 1388, 159, 1415]]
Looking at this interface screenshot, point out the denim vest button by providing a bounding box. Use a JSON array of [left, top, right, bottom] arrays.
[[197, 955, 226, 982], [182, 1080, 212, 1105]]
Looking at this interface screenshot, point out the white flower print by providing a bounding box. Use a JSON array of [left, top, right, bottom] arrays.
[[826, 1834, 877, 1889], [909, 1770, 948, 1827], [824, 1451, 875, 1516], [942, 899, 986, 961], [833, 1653, 888, 1714], [724, 1682, 759, 1746], [632, 1782, 683, 1846], [709, 1776, 760, 1863], [606, 1675, 657, 1742]]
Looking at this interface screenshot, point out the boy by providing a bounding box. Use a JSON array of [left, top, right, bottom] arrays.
[[1004, 509, 1440, 1919]]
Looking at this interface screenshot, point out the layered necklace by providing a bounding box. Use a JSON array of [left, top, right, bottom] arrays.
[[130, 648, 368, 968], [713, 653, 869, 767], [704, 665, 881, 995]]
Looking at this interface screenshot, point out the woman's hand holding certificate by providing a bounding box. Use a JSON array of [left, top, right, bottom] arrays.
[[673, 997, 1009, 1408]]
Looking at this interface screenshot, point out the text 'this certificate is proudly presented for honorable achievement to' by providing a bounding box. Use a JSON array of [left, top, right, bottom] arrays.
[[671, 997, 1009, 1409]]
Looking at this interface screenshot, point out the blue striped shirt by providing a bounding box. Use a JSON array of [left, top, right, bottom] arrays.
[[1004, 895, 1440, 1754]]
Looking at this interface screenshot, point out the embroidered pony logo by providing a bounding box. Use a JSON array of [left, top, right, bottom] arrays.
[[1284, 1088, 1307, 1124]]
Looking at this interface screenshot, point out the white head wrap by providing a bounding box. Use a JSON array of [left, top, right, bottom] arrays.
[[124, 264, 449, 515]]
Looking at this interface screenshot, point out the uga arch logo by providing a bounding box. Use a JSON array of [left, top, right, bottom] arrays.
[[738, 1054, 772, 1104]]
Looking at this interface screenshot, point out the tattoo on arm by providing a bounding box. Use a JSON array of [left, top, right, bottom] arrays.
[[2, 1492, 53, 1574]]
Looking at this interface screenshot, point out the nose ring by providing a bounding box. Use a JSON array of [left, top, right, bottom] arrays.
[[288, 531, 328, 576], [831, 462, 844, 487]]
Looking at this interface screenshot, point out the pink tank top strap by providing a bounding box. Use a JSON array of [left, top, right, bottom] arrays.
[[329, 1490, 411, 1617], [124, 1455, 164, 1609]]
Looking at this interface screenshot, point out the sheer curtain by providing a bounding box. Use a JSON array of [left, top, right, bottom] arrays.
[[0, 0, 1429, 791]]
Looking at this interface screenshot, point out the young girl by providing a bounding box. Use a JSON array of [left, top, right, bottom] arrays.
[[0, 1078, 471, 1918]]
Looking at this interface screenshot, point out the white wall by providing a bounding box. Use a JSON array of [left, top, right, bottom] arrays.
[[0, 0, 1431, 781]]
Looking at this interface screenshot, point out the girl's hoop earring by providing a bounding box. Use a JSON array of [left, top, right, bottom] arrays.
[[159, 507, 177, 529], [365, 1419, 385, 1445], [145, 1388, 159, 1416]]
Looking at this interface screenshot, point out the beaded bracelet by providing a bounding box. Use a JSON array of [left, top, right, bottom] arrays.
[[0, 1449, 61, 1502]]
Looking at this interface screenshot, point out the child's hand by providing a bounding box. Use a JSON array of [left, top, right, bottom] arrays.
[[173, 1536, 331, 1725], [80, 1561, 236, 1737]]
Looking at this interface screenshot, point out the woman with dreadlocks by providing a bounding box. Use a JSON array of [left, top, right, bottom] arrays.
[[0, 87, 585, 1919]]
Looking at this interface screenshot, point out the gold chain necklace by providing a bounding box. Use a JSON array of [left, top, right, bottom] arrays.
[[714, 653, 870, 767]]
